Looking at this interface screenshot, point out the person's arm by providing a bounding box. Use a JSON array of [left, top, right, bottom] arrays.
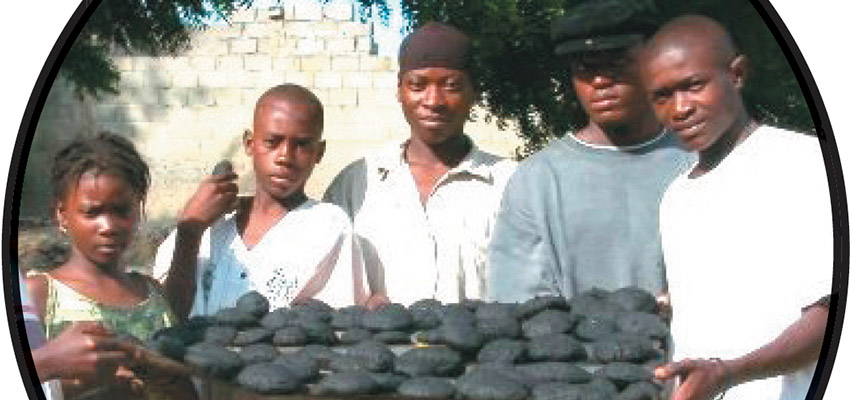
[[322, 159, 368, 220], [486, 168, 557, 303], [163, 173, 238, 320], [30, 322, 128, 383], [656, 302, 829, 400]]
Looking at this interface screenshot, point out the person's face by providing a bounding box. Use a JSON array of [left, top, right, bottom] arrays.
[[570, 45, 650, 129], [57, 171, 140, 268], [247, 97, 325, 202], [642, 45, 746, 152], [398, 67, 476, 144]]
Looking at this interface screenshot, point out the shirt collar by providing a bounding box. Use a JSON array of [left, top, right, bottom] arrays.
[[372, 135, 495, 183]]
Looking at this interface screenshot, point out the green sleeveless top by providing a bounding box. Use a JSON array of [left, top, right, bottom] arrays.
[[40, 272, 175, 341]]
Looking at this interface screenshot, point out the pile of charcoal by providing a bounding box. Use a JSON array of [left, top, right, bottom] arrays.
[[147, 286, 669, 400]]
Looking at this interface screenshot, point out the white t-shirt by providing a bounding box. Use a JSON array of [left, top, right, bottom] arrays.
[[324, 139, 516, 306], [661, 126, 833, 399], [154, 199, 366, 315]]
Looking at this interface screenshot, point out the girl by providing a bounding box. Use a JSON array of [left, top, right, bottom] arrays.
[[26, 132, 193, 400]]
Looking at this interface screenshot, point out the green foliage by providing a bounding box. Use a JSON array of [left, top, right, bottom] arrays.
[[65, 0, 814, 151], [383, 0, 814, 155], [63, 0, 251, 97]]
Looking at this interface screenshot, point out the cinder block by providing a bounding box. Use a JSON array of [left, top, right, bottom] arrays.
[[113, 57, 134, 71], [312, 21, 343, 38], [280, 37, 298, 52], [258, 7, 285, 22], [212, 88, 244, 107], [148, 71, 173, 89], [295, 38, 324, 55], [301, 55, 332, 72], [216, 55, 244, 71], [249, 70, 285, 90], [142, 105, 172, 123], [359, 55, 393, 71], [187, 87, 216, 107], [190, 56, 216, 71], [171, 70, 198, 88], [272, 56, 299, 71], [161, 56, 191, 70], [331, 56, 359, 71], [284, 21, 316, 39], [244, 55, 272, 71], [189, 35, 229, 56], [231, 37, 258, 54], [243, 87, 266, 104], [117, 71, 143, 89], [165, 107, 200, 124], [127, 86, 161, 105], [324, 2, 353, 21], [160, 88, 189, 107], [315, 71, 343, 89], [292, 2, 323, 21], [230, 70, 253, 88], [357, 88, 400, 107], [133, 57, 162, 71], [95, 104, 130, 123], [284, 71, 315, 87], [355, 36, 376, 54], [325, 88, 358, 106], [372, 71, 398, 88], [282, 2, 296, 20], [231, 8, 257, 24], [327, 38, 356, 54], [310, 88, 330, 105], [243, 22, 278, 38], [198, 70, 229, 88], [257, 37, 280, 55], [339, 21, 371, 37], [342, 71, 372, 88]]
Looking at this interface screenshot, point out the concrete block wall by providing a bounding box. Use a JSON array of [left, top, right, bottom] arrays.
[[22, 1, 522, 221]]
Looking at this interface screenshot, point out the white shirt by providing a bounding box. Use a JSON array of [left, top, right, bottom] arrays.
[[661, 126, 833, 400], [324, 139, 516, 306], [154, 199, 366, 315]]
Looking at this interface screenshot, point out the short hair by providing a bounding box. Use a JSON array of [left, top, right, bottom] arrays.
[[254, 84, 324, 135], [51, 132, 150, 208]]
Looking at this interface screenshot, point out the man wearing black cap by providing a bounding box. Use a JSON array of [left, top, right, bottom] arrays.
[[487, 0, 694, 302], [325, 22, 516, 306]]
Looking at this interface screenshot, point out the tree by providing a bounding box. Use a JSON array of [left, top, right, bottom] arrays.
[[372, 0, 815, 155], [64, 0, 250, 97], [67, 0, 814, 153]]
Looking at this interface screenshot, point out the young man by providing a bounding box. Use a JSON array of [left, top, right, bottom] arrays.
[[641, 15, 832, 400], [156, 84, 368, 319], [324, 22, 516, 306], [487, 0, 695, 302]]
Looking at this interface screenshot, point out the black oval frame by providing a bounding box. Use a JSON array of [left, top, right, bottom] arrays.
[[2, 1, 847, 399]]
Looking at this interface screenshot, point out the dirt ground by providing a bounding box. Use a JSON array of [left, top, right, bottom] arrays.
[[16, 217, 174, 275]]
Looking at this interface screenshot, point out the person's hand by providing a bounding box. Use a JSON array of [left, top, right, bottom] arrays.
[[33, 321, 129, 383], [655, 358, 726, 400], [177, 172, 239, 233], [364, 292, 391, 310]]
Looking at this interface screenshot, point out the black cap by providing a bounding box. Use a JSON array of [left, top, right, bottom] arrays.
[[551, 0, 660, 55]]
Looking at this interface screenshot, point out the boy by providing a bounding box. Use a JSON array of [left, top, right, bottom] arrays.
[[487, 0, 694, 303], [641, 15, 832, 400], [156, 84, 368, 319], [324, 22, 515, 306]]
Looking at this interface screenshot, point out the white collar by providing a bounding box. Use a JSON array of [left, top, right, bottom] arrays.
[[371, 136, 495, 183]]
